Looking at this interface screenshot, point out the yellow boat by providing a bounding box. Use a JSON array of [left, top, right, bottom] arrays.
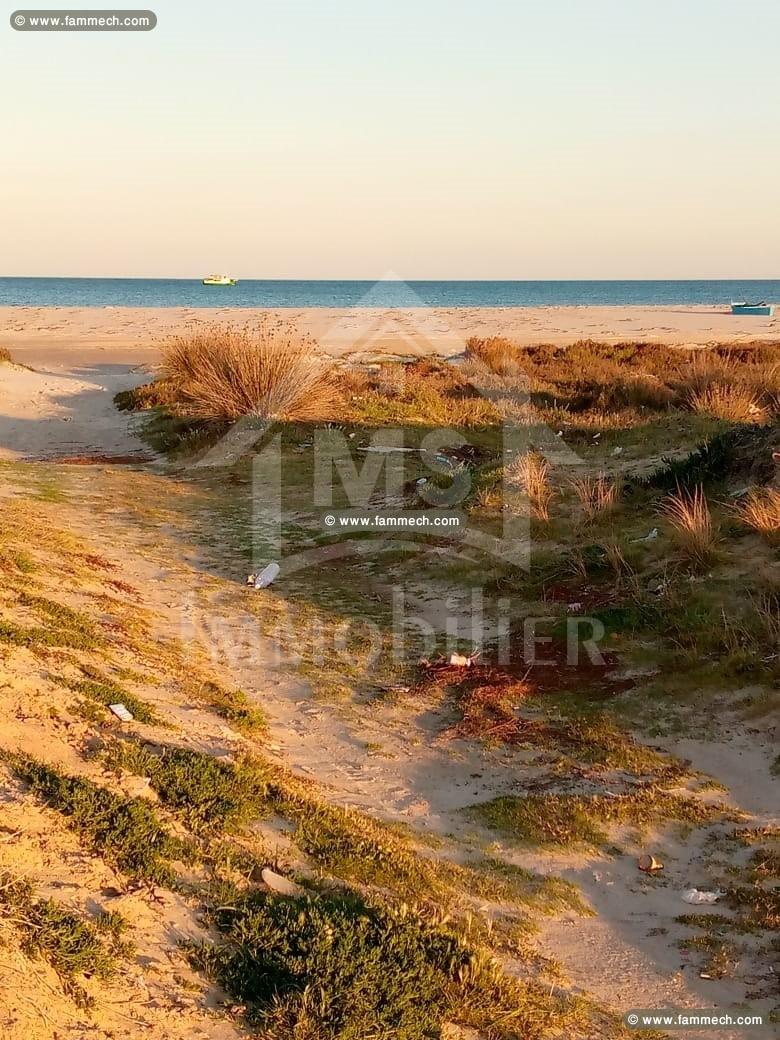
[[202, 274, 237, 286]]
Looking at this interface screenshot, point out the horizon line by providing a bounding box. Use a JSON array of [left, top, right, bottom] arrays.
[[1, 275, 779, 283]]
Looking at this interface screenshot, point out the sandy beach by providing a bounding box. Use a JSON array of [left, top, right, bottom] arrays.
[[1, 302, 777, 464], [3, 301, 772, 463], [1, 304, 778, 367]]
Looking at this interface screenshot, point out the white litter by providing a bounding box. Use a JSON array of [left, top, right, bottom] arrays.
[[611, 446, 623, 456], [449, 650, 481, 668], [247, 562, 280, 589], [261, 867, 305, 897], [567, 602, 583, 612], [682, 888, 720, 905], [108, 703, 134, 722], [633, 527, 659, 543], [449, 653, 471, 667]]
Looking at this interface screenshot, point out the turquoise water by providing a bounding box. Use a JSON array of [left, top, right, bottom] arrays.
[[0, 278, 778, 309]]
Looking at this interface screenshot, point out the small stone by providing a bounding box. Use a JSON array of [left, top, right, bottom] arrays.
[[261, 868, 305, 897]]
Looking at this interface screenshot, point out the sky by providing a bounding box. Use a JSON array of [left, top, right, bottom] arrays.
[[2, 0, 779, 279]]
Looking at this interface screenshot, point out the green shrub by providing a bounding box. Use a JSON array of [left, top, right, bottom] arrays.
[[196, 680, 268, 733], [7, 755, 184, 883], [67, 677, 160, 725], [105, 742, 270, 835], [0, 619, 101, 651], [192, 892, 473, 1040], [472, 788, 732, 848], [0, 872, 118, 1007]]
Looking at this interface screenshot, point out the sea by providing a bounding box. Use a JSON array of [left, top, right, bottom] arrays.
[[0, 278, 778, 309]]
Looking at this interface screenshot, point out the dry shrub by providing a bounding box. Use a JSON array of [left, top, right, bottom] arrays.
[[463, 338, 683, 428], [0, 346, 12, 364], [687, 384, 765, 423], [473, 483, 503, 511], [734, 487, 780, 538], [565, 339, 680, 376], [677, 351, 778, 421], [571, 474, 620, 521], [464, 339, 777, 429], [343, 359, 500, 427], [676, 352, 738, 395], [465, 336, 521, 375], [608, 374, 674, 411], [516, 341, 674, 417], [405, 380, 498, 427], [448, 682, 538, 744], [659, 485, 717, 565], [716, 345, 780, 399], [507, 451, 554, 520], [161, 321, 338, 421], [743, 368, 780, 409], [373, 364, 408, 398]]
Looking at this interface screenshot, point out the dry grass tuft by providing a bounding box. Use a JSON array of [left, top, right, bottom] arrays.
[[753, 592, 780, 648], [677, 353, 738, 396], [677, 351, 778, 421], [465, 336, 521, 375], [687, 384, 765, 423], [507, 451, 554, 520], [603, 539, 635, 578], [571, 474, 620, 521], [0, 346, 12, 364], [659, 485, 717, 565], [734, 487, 780, 539], [161, 321, 338, 421]]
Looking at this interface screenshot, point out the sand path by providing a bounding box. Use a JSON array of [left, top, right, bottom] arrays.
[[1, 353, 777, 1038], [37, 464, 779, 1040], [0, 360, 152, 461]]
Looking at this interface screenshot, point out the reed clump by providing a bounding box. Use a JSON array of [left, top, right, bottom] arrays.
[[659, 485, 718, 566], [733, 487, 780, 539], [676, 352, 778, 421], [507, 451, 554, 520], [161, 321, 339, 422], [571, 474, 620, 521]]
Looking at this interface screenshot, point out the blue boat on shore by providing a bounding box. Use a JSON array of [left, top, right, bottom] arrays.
[[731, 300, 775, 316]]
